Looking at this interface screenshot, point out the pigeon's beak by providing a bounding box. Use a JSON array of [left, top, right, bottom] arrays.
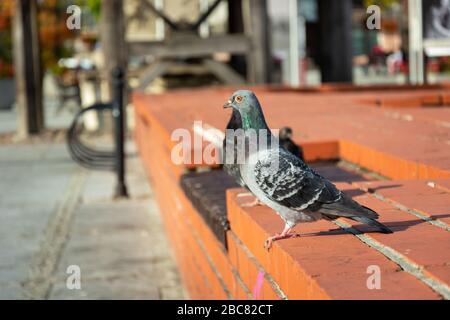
[[223, 100, 234, 109]]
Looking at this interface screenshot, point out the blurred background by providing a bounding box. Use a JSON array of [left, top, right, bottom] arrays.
[[0, 0, 449, 300], [1, 0, 450, 137], [0, 0, 450, 136]]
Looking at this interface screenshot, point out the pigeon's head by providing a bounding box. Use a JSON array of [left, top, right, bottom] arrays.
[[223, 90, 268, 130], [223, 90, 260, 112]]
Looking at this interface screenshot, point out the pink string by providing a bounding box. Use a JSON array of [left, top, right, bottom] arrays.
[[253, 271, 265, 300]]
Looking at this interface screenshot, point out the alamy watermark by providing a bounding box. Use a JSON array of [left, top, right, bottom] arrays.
[[170, 121, 280, 169], [66, 265, 81, 290], [366, 265, 381, 290], [64, 4, 381, 32], [366, 5, 381, 30], [66, 5, 82, 30]]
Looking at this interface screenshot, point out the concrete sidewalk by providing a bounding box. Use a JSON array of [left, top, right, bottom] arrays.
[[0, 140, 185, 299]]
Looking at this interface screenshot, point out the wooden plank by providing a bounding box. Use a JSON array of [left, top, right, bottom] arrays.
[[245, 0, 270, 84], [128, 34, 252, 58], [203, 59, 246, 85], [137, 61, 172, 90]]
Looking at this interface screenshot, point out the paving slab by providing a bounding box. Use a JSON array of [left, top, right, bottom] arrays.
[[0, 140, 184, 300]]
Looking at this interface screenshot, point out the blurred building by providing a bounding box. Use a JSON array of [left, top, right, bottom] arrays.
[[6, 0, 450, 136], [116, 0, 450, 87], [267, 0, 450, 86]]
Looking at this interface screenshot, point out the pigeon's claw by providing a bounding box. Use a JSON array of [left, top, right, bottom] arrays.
[[264, 225, 300, 251], [264, 234, 282, 251], [237, 192, 263, 207], [264, 233, 301, 251], [264, 237, 274, 250]]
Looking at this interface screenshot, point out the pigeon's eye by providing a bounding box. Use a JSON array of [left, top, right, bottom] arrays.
[[235, 96, 243, 103]]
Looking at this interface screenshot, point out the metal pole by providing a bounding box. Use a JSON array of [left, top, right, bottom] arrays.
[[408, 0, 424, 85], [289, 0, 300, 87], [112, 68, 128, 198], [13, 0, 43, 138], [101, 0, 126, 102]]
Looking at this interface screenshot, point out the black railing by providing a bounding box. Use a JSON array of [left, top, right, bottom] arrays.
[[67, 68, 128, 198]]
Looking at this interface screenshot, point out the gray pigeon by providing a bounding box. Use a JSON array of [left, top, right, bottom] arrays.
[[223, 111, 305, 207], [223, 90, 392, 250]]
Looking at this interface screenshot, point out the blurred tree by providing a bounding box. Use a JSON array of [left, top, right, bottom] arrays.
[[38, 0, 76, 75], [74, 0, 101, 22], [0, 0, 14, 78], [1, 0, 79, 77], [1, 0, 101, 78], [85, 0, 101, 20]]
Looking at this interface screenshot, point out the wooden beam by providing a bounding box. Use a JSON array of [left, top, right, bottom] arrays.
[[141, 0, 179, 31], [228, 0, 247, 78], [128, 34, 252, 58], [192, 0, 223, 30], [13, 0, 43, 138], [245, 0, 270, 84], [203, 59, 246, 85], [137, 61, 172, 90]]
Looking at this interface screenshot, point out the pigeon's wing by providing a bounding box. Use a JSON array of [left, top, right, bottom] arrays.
[[254, 149, 341, 211], [254, 149, 380, 220]]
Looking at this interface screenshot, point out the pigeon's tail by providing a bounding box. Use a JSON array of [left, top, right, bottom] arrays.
[[350, 215, 393, 234], [319, 195, 379, 219], [319, 197, 393, 234]]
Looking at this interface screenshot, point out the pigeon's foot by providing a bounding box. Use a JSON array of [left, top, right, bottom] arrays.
[[264, 226, 300, 251], [237, 192, 263, 207], [264, 233, 300, 250], [241, 197, 263, 207]]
